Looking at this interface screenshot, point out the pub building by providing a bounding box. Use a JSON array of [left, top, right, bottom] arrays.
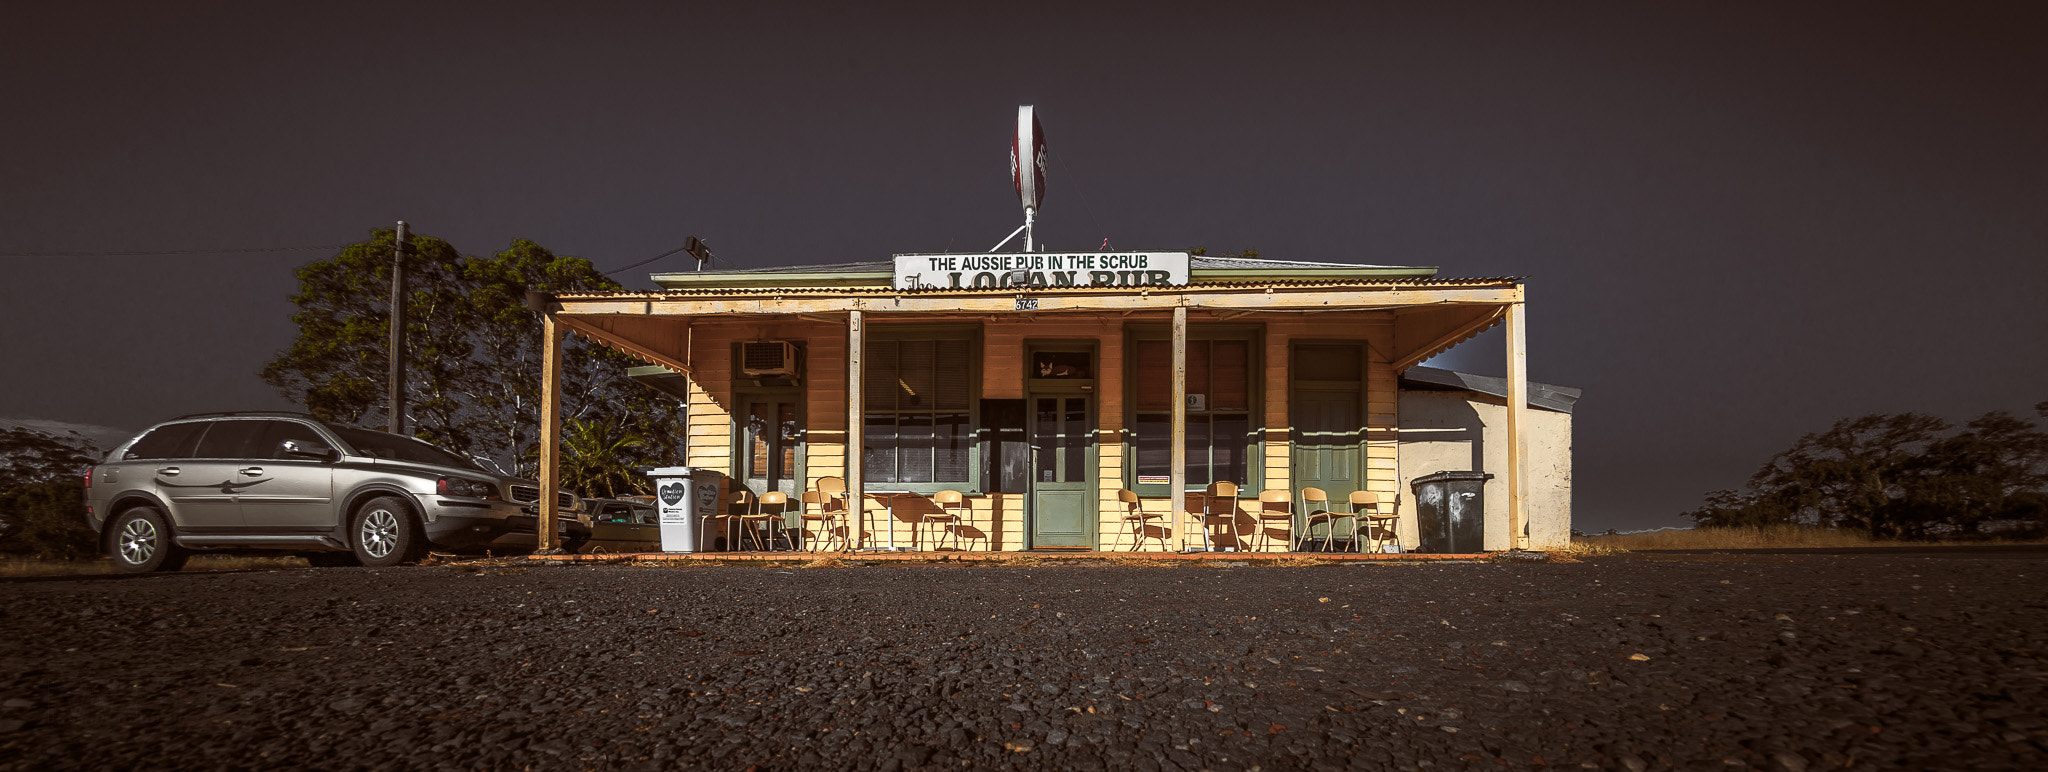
[[527, 251, 1576, 554]]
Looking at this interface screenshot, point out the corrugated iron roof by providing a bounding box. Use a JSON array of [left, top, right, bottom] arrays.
[[566, 275, 1520, 300], [1401, 366, 1582, 414], [655, 255, 1429, 276]]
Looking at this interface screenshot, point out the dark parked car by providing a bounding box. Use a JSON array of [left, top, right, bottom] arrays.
[[576, 497, 661, 553], [84, 412, 581, 571]]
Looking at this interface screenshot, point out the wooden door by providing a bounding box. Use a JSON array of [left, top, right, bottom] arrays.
[[1028, 395, 1094, 548], [1292, 388, 1363, 545], [740, 398, 803, 499]]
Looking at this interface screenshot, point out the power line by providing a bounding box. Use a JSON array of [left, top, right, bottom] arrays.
[[603, 237, 739, 276], [601, 243, 695, 276], [0, 244, 351, 257]]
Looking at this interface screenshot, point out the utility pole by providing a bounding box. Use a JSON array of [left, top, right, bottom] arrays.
[[387, 220, 408, 435]]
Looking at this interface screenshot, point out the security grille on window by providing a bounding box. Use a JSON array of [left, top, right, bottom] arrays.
[[1132, 339, 1251, 489], [863, 338, 974, 484]]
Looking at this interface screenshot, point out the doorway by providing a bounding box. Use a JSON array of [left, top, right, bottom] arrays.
[[1025, 344, 1096, 548], [739, 397, 803, 499], [1291, 343, 1366, 548]]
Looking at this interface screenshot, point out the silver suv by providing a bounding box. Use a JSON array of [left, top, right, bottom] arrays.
[[84, 412, 581, 571]]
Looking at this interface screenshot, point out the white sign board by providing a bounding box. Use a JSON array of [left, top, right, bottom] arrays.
[[893, 252, 1190, 290]]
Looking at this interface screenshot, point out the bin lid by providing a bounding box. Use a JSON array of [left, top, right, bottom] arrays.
[[646, 467, 696, 477], [1411, 470, 1494, 486]]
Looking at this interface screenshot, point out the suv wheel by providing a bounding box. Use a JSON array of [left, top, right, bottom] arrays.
[[351, 496, 425, 567], [108, 507, 187, 573]]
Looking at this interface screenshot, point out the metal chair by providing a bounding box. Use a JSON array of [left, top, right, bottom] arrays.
[[926, 490, 970, 551], [740, 491, 792, 551], [714, 489, 754, 552], [798, 490, 843, 552], [814, 477, 862, 550], [1255, 489, 1294, 552], [1192, 481, 1241, 552], [1302, 487, 1346, 552], [1353, 491, 1398, 553], [1117, 490, 1167, 551]]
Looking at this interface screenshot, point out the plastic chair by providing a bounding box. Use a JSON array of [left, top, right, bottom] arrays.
[[1193, 482, 1241, 552], [1117, 490, 1167, 551], [926, 490, 970, 551], [1255, 489, 1294, 552]]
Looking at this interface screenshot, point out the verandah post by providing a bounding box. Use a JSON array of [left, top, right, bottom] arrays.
[[846, 308, 865, 551], [537, 310, 564, 552], [1171, 304, 1188, 551], [1504, 289, 1529, 551]]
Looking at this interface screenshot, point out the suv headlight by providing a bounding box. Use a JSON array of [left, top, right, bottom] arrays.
[[437, 477, 500, 499]]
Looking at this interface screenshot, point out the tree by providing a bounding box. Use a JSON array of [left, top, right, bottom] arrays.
[[1745, 413, 1950, 538], [1686, 407, 2048, 538], [262, 230, 685, 486], [0, 427, 103, 559], [1924, 411, 2048, 532]]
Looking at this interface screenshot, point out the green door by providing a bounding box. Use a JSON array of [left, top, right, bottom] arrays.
[[1292, 388, 1363, 545], [1029, 395, 1094, 548]]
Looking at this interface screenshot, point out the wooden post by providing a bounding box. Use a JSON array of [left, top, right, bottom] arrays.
[[1504, 291, 1528, 551], [845, 309, 864, 551], [386, 220, 407, 434], [1170, 305, 1188, 551], [537, 311, 565, 552]]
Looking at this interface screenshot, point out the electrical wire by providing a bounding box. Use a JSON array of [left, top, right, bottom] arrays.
[[603, 239, 743, 276], [0, 244, 352, 257], [600, 243, 695, 276]]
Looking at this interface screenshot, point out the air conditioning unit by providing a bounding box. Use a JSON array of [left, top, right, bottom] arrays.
[[741, 341, 800, 376]]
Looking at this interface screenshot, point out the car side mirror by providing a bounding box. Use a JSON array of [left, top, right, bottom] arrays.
[[282, 439, 337, 462]]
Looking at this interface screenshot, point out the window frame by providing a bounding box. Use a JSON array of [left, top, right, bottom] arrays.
[[1122, 323, 1264, 498], [859, 324, 982, 494]]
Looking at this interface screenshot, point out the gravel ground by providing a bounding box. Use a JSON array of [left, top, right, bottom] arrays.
[[2, 551, 2045, 771]]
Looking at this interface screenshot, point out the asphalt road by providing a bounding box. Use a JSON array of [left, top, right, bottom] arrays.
[[2, 552, 2044, 770]]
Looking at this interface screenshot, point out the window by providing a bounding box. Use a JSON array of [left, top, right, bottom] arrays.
[[193, 420, 266, 459], [1129, 334, 1256, 493], [123, 422, 206, 460], [255, 420, 327, 460], [327, 425, 480, 471], [863, 334, 976, 487]]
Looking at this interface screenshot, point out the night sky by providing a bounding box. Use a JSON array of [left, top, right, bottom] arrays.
[[5, 2, 2044, 533]]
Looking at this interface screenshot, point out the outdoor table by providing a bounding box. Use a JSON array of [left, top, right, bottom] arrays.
[[1182, 489, 1240, 552], [861, 490, 919, 551]]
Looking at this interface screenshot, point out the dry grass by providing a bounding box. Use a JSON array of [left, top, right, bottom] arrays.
[[1580, 525, 1907, 551], [1263, 555, 1326, 567], [1101, 554, 1171, 567], [800, 556, 845, 569], [1545, 541, 1629, 563]]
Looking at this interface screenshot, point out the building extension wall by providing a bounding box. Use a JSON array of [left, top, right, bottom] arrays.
[[1396, 390, 1573, 550]]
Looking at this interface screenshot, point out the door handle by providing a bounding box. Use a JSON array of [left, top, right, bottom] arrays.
[[240, 467, 265, 476], [157, 467, 180, 477]]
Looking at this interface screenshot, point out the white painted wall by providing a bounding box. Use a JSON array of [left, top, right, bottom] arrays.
[[1396, 390, 1573, 550]]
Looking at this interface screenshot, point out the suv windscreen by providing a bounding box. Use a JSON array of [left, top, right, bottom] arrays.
[[326, 425, 481, 471], [123, 422, 207, 460], [193, 420, 266, 459]]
